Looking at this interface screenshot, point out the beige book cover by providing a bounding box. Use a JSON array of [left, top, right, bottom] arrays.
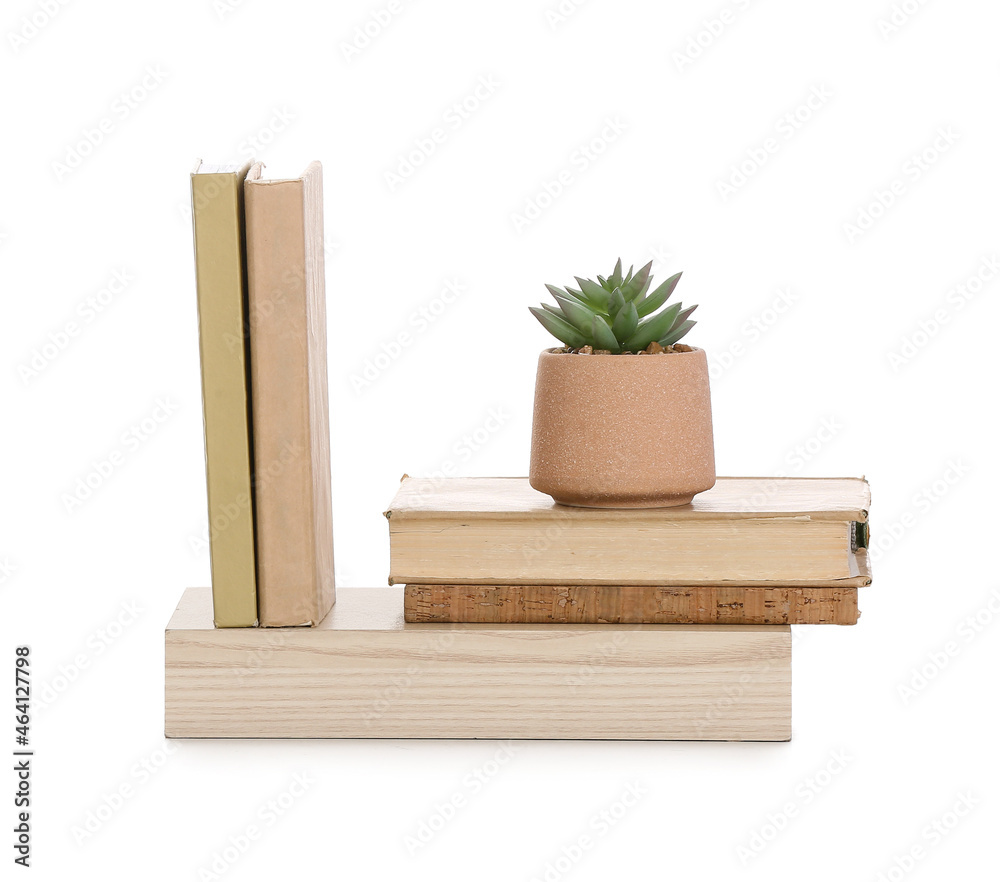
[[191, 160, 258, 628], [244, 161, 335, 626], [385, 476, 872, 587]]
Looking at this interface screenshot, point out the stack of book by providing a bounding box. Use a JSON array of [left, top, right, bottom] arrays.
[[166, 469, 870, 739], [190, 160, 335, 627], [386, 476, 871, 625]]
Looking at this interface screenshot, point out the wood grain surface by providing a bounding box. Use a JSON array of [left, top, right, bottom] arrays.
[[166, 586, 792, 741]]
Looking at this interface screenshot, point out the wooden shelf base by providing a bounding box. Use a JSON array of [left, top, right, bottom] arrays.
[[165, 586, 791, 740]]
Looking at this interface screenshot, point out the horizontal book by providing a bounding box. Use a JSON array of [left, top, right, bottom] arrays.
[[404, 584, 859, 625], [166, 586, 791, 740], [385, 476, 872, 587]]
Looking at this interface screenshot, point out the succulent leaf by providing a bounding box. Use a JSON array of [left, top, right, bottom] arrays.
[[541, 303, 581, 328], [660, 319, 697, 346], [636, 271, 682, 318], [545, 285, 592, 313], [591, 314, 620, 352], [531, 260, 697, 351], [576, 276, 610, 308], [608, 258, 623, 290], [530, 306, 588, 348], [551, 291, 597, 333], [633, 276, 653, 304], [621, 261, 653, 302], [669, 304, 698, 332], [611, 300, 638, 341], [624, 302, 683, 351], [608, 287, 626, 319]]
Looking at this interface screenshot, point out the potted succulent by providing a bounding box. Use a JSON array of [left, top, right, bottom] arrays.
[[528, 259, 716, 508]]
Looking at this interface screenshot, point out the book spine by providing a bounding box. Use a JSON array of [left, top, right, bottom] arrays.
[[403, 584, 859, 625], [388, 516, 857, 585], [245, 163, 335, 626], [191, 166, 258, 628]]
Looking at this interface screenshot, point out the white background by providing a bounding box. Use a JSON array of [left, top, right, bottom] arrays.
[[2, 0, 998, 878]]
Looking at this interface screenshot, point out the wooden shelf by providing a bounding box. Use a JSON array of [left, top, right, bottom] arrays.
[[165, 586, 791, 740]]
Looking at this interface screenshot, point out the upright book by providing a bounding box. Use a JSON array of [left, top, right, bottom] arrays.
[[244, 162, 335, 626], [191, 160, 258, 628], [386, 476, 872, 587]]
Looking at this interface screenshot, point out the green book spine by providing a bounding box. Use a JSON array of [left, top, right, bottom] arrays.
[[191, 161, 258, 627]]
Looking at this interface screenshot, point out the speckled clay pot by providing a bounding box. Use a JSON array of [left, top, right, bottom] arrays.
[[529, 348, 716, 508]]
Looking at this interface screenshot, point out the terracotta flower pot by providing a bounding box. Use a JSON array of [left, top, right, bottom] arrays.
[[529, 348, 716, 508]]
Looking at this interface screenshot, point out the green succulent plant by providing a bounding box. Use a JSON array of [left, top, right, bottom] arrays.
[[530, 258, 698, 353]]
